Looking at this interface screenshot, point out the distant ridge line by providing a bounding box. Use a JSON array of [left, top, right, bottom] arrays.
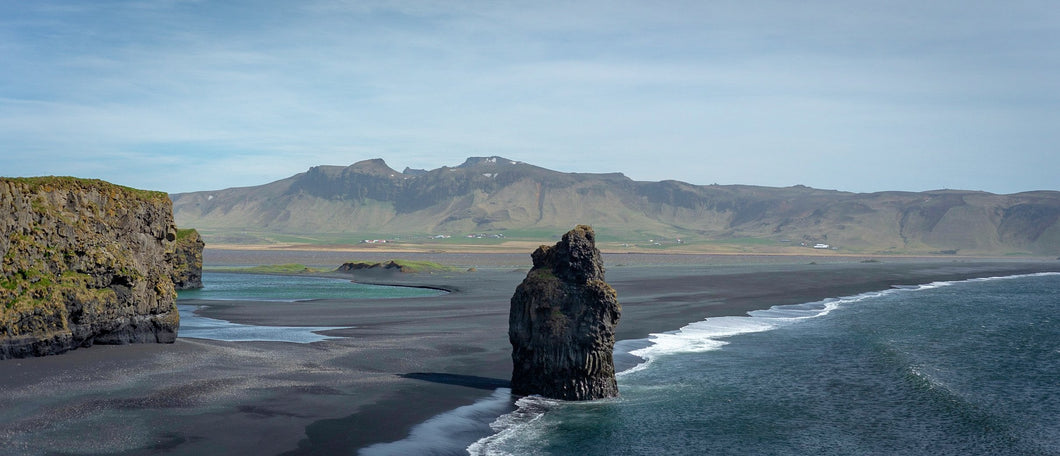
[[170, 157, 1060, 256]]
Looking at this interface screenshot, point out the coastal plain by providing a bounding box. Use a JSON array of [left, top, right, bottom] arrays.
[[2, 251, 1059, 455]]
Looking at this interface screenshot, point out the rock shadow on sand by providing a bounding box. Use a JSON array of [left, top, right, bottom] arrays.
[[399, 372, 511, 390]]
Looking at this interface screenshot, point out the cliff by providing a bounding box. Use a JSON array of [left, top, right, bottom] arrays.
[[1, 177, 181, 359], [509, 225, 621, 400], [169, 228, 204, 290]]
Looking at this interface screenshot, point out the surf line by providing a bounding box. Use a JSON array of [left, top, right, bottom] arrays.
[[617, 271, 1060, 375]]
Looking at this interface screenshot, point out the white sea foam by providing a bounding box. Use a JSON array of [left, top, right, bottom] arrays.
[[467, 271, 1060, 455], [624, 317, 773, 368], [901, 280, 955, 290], [360, 388, 514, 456], [618, 292, 888, 376], [617, 273, 1060, 375], [468, 292, 883, 453], [971, 271, 1060, 281], [893, 272, 1060, 291], [467, 394, 558, 456]]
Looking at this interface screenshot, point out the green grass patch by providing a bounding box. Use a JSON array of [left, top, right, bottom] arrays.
[[420, 236, 507, 245], [175, 228, 200, 241], [527, 267, 555, 280], [490, 228, 565, 239], [703, 237, 778, 246], [263, 233, 333, 244], [388, 259, 456, 273]]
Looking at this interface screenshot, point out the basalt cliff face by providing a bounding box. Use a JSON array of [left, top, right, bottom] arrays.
[[1, 177, 183, 359], [169, 228, 205, 290], [509, 225, 621, 400]]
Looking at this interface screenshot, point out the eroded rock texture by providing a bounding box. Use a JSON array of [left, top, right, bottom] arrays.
[[169, 228, 204, 290], [509, 225, 621, 400], [1, 177, 182, 359]]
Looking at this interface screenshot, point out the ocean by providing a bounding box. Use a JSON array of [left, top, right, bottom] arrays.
[[450, 272, 1060, 456], [178, 271, 1060, 455], [7, 270, 1055, 455]]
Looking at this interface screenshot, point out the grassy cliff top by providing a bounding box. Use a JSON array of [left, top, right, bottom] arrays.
[[175, 228, 201, 241], [2, 176, 169, 203]]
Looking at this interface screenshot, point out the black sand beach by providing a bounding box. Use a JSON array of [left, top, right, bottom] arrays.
[[2, 253, 1059, 455]]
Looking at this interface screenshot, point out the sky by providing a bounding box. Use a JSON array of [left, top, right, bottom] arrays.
[[1, 0, 1058, 195]]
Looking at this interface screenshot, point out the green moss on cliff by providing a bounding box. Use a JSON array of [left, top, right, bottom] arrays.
[[175, 228, 199, 241], [549, 306, 570, 330], [0, 270, 117, 336], [1, 177, 180, 356], [169, 228, 203, 278], [6, 176, 168, 203], [530, 268, 557, 281]]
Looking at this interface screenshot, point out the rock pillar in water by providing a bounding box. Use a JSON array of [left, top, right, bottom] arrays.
[[509, 225, 621, 400]]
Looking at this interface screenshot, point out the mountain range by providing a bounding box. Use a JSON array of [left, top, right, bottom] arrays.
[[170, 157, 1060, 256]]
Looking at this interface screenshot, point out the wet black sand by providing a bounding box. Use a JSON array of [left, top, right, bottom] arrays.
[[2, 254, 1058, 455]]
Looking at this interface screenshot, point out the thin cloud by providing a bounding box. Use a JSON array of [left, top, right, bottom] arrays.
[[0, 0, 1057, 194]]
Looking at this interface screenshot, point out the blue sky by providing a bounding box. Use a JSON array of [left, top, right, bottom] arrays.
[[2, 0, 1057, 194]]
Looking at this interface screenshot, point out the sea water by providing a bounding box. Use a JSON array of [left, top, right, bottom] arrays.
[[466, 273, 1060, 456], [176, 272, 444, 343], [177, 272, 444, 302]]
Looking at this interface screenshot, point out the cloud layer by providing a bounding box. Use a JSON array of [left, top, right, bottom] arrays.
[[2, 0, 1057, 194]]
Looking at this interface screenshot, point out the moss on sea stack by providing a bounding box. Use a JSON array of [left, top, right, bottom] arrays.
[[509, 225, 621, 400], [0, 177, 183, 359], [169, 228, 205, 289]]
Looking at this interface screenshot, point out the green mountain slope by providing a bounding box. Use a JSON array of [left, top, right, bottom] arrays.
[[170, 157, 1060, 255]]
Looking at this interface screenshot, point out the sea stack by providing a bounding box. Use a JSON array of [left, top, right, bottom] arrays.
[[509, 225, 621, 400], [0, 177, 183, 359], [169, 228, 205, 290]]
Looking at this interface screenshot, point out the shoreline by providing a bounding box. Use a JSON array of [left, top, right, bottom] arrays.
[[201, 247, 1059, 276], [2, 257, 1059, 454], [202, 242, 1057, 260]]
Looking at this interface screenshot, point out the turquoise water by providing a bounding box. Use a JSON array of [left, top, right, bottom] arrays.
[[177, 272, 445, 302], [176, 272, 444, 343], [465, 273, 1060, 455], [176, 304, 349, 343]]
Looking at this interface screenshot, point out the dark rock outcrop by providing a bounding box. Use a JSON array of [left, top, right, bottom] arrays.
[[1, 177, 182, 359], [335, 259, 452, 275], [168, 228, 205, 289], [336, 260, 406, 274], [509, 225, 621, 400]]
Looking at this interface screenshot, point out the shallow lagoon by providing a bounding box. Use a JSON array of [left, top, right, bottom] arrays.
[[176, 272, 444, 343]]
